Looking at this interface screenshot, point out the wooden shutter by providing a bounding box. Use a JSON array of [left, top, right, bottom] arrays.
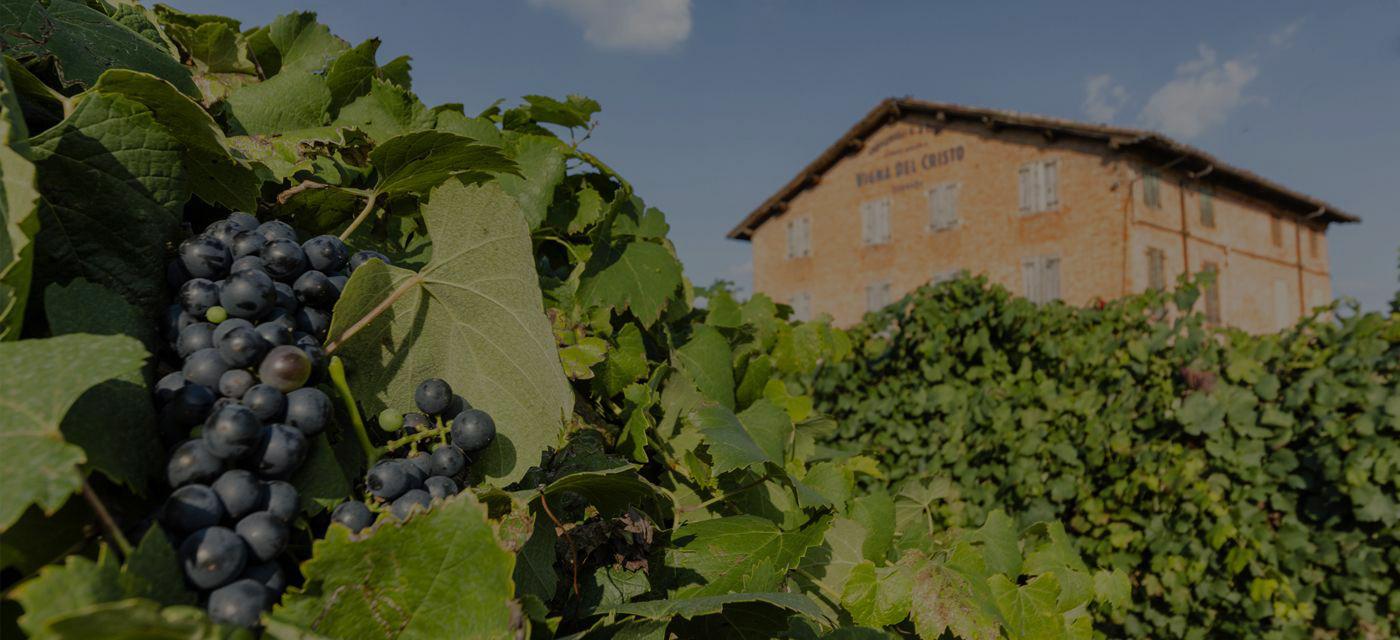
[[1042, 159, 1058, 208], [1022, 258, 1041, 303], [1042, 256, 1061, 301], [860, 203, 873, 245], [1018, 165, 1032, 212], [878, 199, 891, 243], [1199, 191, 1215, 227]]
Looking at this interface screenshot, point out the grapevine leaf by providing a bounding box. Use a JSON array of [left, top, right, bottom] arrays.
[[0, 0, 198, 97], [118, 527, 193, 608], [989, 573, 1064, 640], [595, 323, 648, 397], [274, 494, 514, 639], [11, 552, 124, 635], [29, 92, 187, 313], [44, 280, 161, 494], [512, 511, 557, 602], [228, 126, 372, 183], [244, 11, 348, 76], [0, 58, 38, 341], [87, 69, 257, 211], [0, 334, 147, 530], [841, 560, 913, 628], [1092, 569, 1131, 611], [332, 78, 433, 142], [43, 599, 231, 640], [328, 180, 573, 484], [497, 134, 565, 229], [223, 69, 332, 134], [369, 130, 516, 198], [973, 509, 1022, 578], [577, 240, 682, 327], [521, 94, 600, 129], [289, 435, 354, 514], [539, 464, 670, 521], [849, 491, 895, 563], [674, 325, 735, 409], [691, 405, 769, 475], [327, 39, 381, 111], [380, 56, 413, 90], [560, 336, 608, 379], [907, 553, 1001, 640], [667, 515, 830, 597], [803, 516, 867, 598], [605, 592, 829, 624]]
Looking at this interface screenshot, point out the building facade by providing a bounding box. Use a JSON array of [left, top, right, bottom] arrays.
[[728, 99, 1358, 332]]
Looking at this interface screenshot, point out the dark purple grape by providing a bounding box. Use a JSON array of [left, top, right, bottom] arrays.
[[162, 484, 225, 534], [405, 451, 433, 477], [181, 526, 247, 590], [167, 439, 223, 488], [397, 457, 427, 488], [207, 578, 267, 628], [212, 318, 254, 344], [430, 445, 465, 477], [254, 321, 293, 347], [348, 250, 390, 272], [255, 424, 308, 478], [403, 412, 431, 432], [366, 460, 410, 501], [262, 239, 308, 281], [219, 369, 256, 399], [284, 388, 331, 437], [179, 235, 232, 279], [204, 219, 243, 247], [261, 480, 299, 522], [167, 383, 216, 426], [389, 489, 432, 520], [302, 235, 349, 273], [228, 211, 260, 231], [218, 326, 270, 369], [414, 379, 452, 416], [450, 409, 496, 453], [272, 282, 297, 311], [327, 274, 348, 297], [163, 305, 198, 341], [292, 270, 338, 309], [155, 371, 187, 406], [219, 269, 276, 320], [424, 475, 458, 500], [179, 278, 220, 317], [235, 511, 288, 563], [204, 404, 263, 459], [176, 322, 215, 359], [243, 384, 287, 422], [294, 308, 330, 340], [257, 345, 311, 392], [242, 561, 286, 594], [230, 231, 265, 258], [330, 501, 373, 533], [256, 220, 297, 244], [184, 348, 230, 388], [230, 255, 266, 275], [213, 469, 265, 520]]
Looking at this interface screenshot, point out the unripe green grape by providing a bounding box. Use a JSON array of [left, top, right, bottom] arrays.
[[378, 408, 404, 433], [206, 305, 229, 323]]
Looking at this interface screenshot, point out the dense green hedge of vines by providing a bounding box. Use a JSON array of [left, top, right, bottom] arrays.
[[813, 276, 1399, 639]]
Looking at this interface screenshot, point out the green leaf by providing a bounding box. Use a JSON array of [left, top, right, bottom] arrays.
[[0, 0, 198, 97], [368, 130, 516, 198], [497, 134, 565, 229], [43, 599, 230, 640], [118, 528, 192, 608], [327, 38, 381, 111], [596, 323, 648, 397], [849, 491, 895, 563], [44, 280, 161, 494], [11, 551, 124, 635], [228, 125, 371, 183], [560, 335, 608, 379], [1092, 568, 1131, 611], [805, 516, 868, 598], [692, 404, 776, 475], [87, 69, 257, 211], [539, 464, 670, 522], [841, 560, 913, 628], [1178, 392, 1225, 435], [0, 59, 38, 341], [0, 334, 147, 530], [667, 515, 829, 597], [29, 92, 187, 312], [989, 573, 1064, 640], [332, 78, 433, 142], [974, 509, 1022, 578], [289, 434, 355, 514], [512, 510, 557, 602], [577, 240, 682, 327], [274, 494, 514, 639], [328, 180, 573, 484], [521, 94, 600, 129], [906, 553, 1001, 640], [674, 325, 735, 409], [223, 68, 332, 134], [245, 11, 348, 75], [605, 592, 828, 624]]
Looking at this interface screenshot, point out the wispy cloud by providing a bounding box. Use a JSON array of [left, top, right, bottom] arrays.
[[1082, 74, 1129, 122], [1268, 18, 1305, 48], [529, 0, 692, 53], [1138, 44, 1259, 138]]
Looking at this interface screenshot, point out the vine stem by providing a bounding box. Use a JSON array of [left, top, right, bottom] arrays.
[[538, 489, 579, 597], [676, 474, 772, 514], [80, 479, 131, 557], [337, 191, 380, 241], [325, 274, 423, 355], [328, 356, 378, 463], [381, 424, 451, 453]]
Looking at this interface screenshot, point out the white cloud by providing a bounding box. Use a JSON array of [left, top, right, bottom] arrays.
[[1082, 74, 1129, 122], [529, 0, 692, 52], [1268, 19, 1305, 48], [1138, 44, 1259, 138]]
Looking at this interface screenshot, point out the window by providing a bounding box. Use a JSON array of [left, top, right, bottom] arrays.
[[1309, 229, 1319, 258], [1270, 216, 1283, 247], [860, 198, 891, 245], [932, 269, 960, 285], [1146, 247, 1167, 290], [790, 292, 812, 322], [1198, 189, 1215, 228], [865, 281, 892, 312], [784, 216, 810, 259], [927, 182, 960, 231], [1018, 159, 1059, 213], [1021, 255, 1062, 304], [1142, 169, 1162, 208], [1273, 280, 1289, 330], [1202, 262, 1222, 323]]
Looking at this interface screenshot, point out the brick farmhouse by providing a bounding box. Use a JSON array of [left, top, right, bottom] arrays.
[[728, 98, 1359, 332]]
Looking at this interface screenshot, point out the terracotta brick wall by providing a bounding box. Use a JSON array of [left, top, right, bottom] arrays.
[[749, 116, 1333, 332]]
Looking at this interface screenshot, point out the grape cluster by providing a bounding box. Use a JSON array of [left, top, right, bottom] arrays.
[[329, 378, 497, 533], [152, 212, 388, 628]]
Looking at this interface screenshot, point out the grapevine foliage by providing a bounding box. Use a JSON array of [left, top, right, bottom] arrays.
[[815, 277, 1399, 639], [0, 4, 1123, 639]]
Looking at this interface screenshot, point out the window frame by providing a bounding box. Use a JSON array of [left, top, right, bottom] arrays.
[[927, 182, 960, 232], [860, 197, 892, 246], [1021, 254, 1063, 304], [1142, 168, 1162, 209], [1018, 158, 1060, 214]]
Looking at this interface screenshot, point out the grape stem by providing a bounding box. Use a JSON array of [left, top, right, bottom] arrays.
[[80, 479, 132, 557], [325, 274, 423, 355], [337, 190, 380, 241], [537, 489, 580, 597], [381, 424, 451, 453], [328, 356, 379, 463]]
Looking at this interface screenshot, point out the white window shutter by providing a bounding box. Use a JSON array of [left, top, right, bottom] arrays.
[[1043, 256, 1061, 301], [1022, 258, 1040, 303], [1043, 160, 1058, 208], [860, 204, 873, 244], [878, 199, 891, 243], [801, 218, 811, 256]]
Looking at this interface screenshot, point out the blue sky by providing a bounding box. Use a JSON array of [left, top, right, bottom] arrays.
[[172, 0, 1399, 310]]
